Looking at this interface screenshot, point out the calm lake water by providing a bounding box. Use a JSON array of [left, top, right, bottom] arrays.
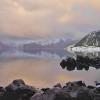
[[0, 49, 100, 88]]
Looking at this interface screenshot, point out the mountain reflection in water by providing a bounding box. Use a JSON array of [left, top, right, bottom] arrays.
[[0, 49, 100, 88], [0, 49, 74, 88], [60, 52, 100, 71]]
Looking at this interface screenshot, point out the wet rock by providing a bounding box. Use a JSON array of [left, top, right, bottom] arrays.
[[60, 59, 67, 69], [60, 57, 76, 71], [76, 56, 90, 64], [60, 56, 100, 71], [66, 57, 76, 68]]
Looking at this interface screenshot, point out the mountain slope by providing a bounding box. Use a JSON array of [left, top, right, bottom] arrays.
[[75, 31, 100, 47]]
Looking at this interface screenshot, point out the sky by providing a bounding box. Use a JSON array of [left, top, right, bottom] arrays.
[[0, 0, 100, 40]]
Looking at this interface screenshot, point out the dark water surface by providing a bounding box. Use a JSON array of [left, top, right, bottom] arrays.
[[0, 49, 100, 88]]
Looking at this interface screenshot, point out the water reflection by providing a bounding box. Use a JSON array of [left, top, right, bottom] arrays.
[[60, 52, 100, 71], [0, 49, 73, 88], [75, 52, 100, 58], [0, 50, 100, 88], [0, 48, 71, 62]]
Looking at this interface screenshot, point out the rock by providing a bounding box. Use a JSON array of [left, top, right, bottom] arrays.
[[4, 79, 37, 100], [0, 80, 100, 100], [41, 88, 50, 92], [93, 94, 100, 100], [60, 56, 100, 71], [30, 88, 71, 100], [60, 59, 67, 69], [77, 89, 93, 100], [54, 91, 72, 100], [0, 87, 6, 100], [66, 81, 86, 87], [66, 57, 76, 68], [30, 89, 57, 100], [60, 57, 76, 71], [74, 81, 86, 87], [30, 81, 88, 100], [87, 85, 95, 89], [54, 83, 62, 88], [62, 81, 86, 99]]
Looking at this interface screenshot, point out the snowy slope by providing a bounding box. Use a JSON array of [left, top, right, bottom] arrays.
[[66, 31, 100, 53], [75, 31, 100, 47]]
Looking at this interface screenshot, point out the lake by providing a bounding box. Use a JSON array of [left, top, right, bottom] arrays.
[[0, 49, 100, 88]]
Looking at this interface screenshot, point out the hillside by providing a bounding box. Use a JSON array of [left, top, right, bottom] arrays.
[[75, 31, 100, 47]]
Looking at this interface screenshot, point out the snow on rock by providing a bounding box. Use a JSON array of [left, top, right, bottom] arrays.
[[71, 46, 100, 52]]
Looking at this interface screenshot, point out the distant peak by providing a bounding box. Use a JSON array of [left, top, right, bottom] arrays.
[[90, 31, 100, 35]]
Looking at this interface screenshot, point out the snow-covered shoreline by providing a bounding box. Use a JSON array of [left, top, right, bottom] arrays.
[[66, 45, 100, 53]]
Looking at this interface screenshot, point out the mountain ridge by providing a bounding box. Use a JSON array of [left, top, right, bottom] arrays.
[[75, 31, 100, 47]]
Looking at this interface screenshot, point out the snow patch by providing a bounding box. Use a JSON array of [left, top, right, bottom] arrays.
[[66, 45, 100, 53]]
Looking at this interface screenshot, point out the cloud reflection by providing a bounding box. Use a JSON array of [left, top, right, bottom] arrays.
[[0, 52, 99, 88]]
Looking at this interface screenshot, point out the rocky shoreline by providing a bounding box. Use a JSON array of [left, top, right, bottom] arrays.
[[60, 56, 100, 71], [0, 79, 100, 100]]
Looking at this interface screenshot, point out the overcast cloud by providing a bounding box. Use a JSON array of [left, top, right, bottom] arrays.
[[0, 0, 100, 39]]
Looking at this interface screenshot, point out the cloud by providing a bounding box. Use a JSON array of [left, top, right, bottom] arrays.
[[0, 0, 100, 39]]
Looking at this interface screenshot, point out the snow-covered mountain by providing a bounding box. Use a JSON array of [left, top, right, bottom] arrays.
[[66, 31, 100, 53], [0, 37, 76, 57], [75, 31, 100, 47]]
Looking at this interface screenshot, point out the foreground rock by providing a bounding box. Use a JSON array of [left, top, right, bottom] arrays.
[[0, 79, 100, 100], [0, 79, 37, 100], [31, 81, 100, 100]]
